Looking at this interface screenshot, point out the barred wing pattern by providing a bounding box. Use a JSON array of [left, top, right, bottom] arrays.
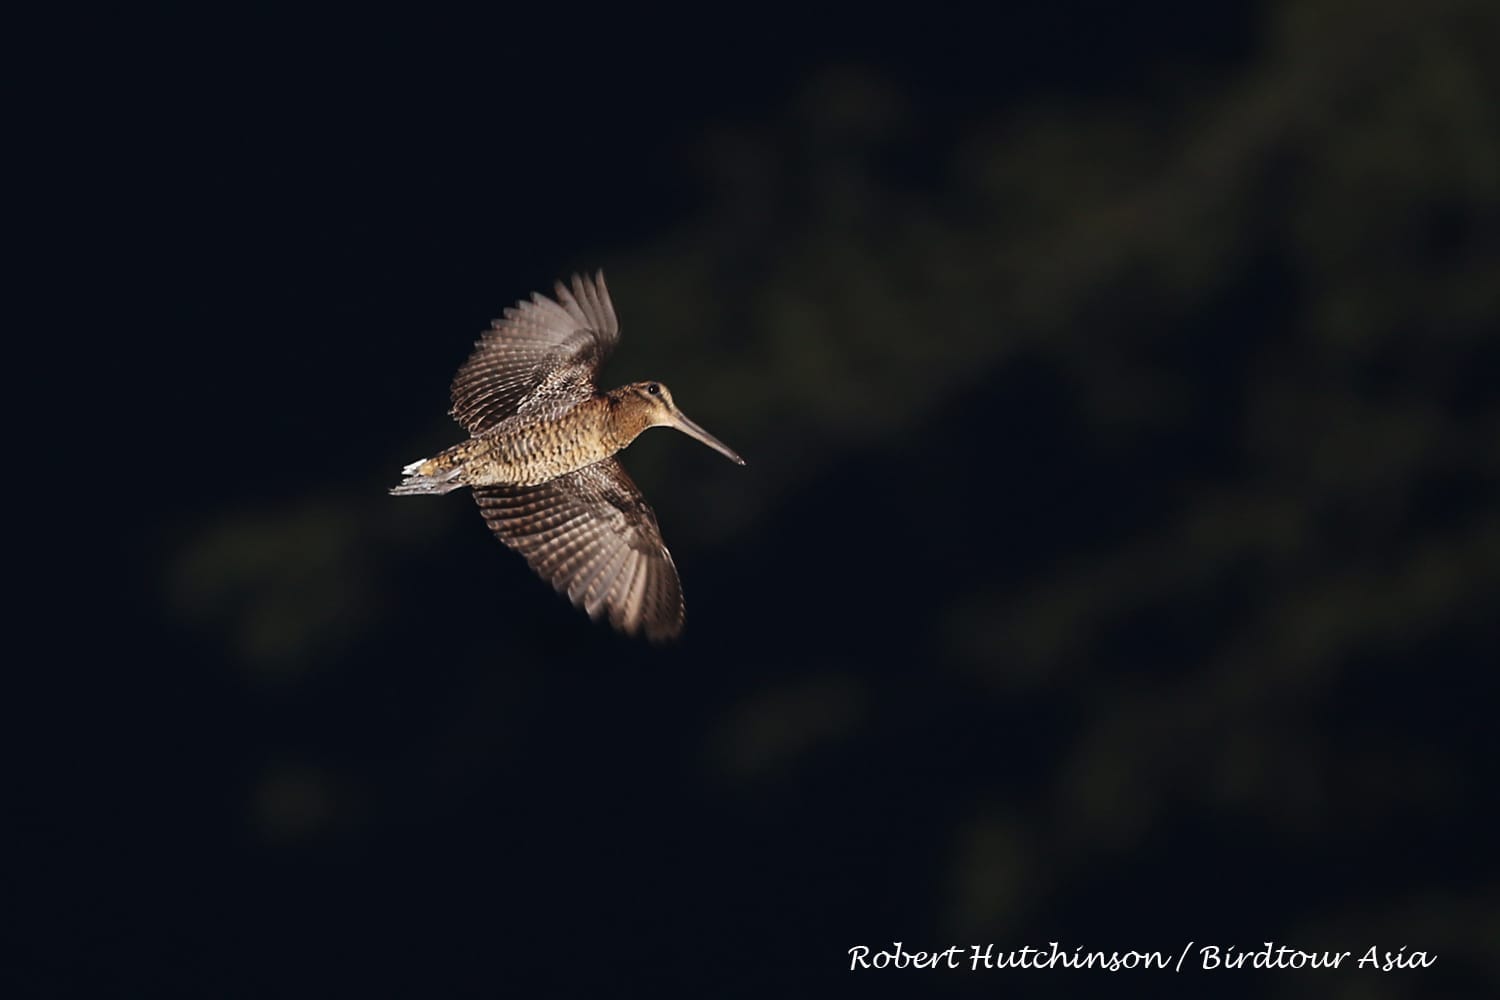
[[472, 459, 685, 641], [450, 271, 621, 433]]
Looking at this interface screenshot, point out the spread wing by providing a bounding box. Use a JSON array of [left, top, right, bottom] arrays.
[[450, 271, 621, 434], [472, 459, 685, 641]]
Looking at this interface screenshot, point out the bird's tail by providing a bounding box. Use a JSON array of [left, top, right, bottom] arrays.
[[390, 449, 468, 496]]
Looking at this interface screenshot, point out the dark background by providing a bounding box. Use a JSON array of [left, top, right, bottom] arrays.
[[25, 1, 1498, 996]]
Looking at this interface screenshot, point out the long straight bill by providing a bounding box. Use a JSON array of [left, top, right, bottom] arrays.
[[671, 412, 746, 465]]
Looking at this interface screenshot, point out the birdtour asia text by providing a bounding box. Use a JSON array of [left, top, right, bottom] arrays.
[[848, 941, 1435, 974]]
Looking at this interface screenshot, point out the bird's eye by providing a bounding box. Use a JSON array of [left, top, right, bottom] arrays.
[[647, 383, 661, 396]]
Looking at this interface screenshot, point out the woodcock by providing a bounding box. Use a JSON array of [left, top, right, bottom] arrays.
[[391, 271, 745, 641]]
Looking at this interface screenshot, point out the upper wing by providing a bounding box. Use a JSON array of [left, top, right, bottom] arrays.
[[472, 459, 685, 641], [450, 271, 621, 434]]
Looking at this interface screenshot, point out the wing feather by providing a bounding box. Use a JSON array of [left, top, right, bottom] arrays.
[[472, 459, 685, 641], [614, 552, 647, 634], [450, 271, 621, 433]]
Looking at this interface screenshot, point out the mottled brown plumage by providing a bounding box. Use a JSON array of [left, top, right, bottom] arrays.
[[391, 271, 744, 641]]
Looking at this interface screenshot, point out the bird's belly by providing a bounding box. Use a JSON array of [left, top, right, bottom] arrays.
[[463, 428, 616, 487]]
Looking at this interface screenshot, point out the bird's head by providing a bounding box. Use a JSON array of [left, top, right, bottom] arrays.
[[615, 381, 746, 465]]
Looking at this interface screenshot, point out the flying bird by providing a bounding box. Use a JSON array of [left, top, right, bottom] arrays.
[[391, 271, 745, 641]]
